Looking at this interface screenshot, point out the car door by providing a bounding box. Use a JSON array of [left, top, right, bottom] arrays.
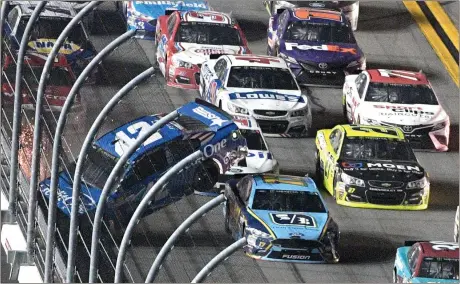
[[160, 12, 178, 64], [202, 58, 227, 105], [352, 73, 369, 123], [324, 128, 344, 193]]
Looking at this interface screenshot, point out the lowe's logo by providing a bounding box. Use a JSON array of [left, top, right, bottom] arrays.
[[229, 92, 304, 103]]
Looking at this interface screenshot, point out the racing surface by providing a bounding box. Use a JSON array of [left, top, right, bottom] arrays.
[[42, 1, 458, 282]]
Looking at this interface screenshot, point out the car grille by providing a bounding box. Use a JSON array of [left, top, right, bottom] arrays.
[[256, 120, 289, 134], [253, 110, 287, 117], [380, 122, 435, 149], [366, 191, 406, 205], [368, 180, 405, 189], [271, 239, 322, 250]]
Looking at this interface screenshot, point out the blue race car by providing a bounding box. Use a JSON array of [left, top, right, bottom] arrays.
[[122, 0, 210, 40], [39, 99, 247, 225], [394, 241, 459, 283], [223, 174, 340, 263], [267, 6, 365, 87], [3, 3, 98, 80]]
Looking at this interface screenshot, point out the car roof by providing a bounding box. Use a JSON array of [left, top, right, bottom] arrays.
[[418, 242, 460, 259], [232, 115, 261, 131], [18, 3, 75, 18], [226, 54, 289, 69], [253, 174, 318, 192], [288, 7, 345, 23], [340, 124, 406, 140], [180, 10, 232, 25], [367, 69, 429, 85]]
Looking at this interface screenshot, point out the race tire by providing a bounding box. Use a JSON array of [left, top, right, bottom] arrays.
[[218, 100, 222, 109], [315, 151, 323, 186]]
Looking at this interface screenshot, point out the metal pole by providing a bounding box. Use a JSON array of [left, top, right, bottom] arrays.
[[66, 48, 147, 283], [0, 1, 9, 140], [191, 238, 246, 283], [145, 194, 225, 283], [15, 2, 48, 264], [40, 2, 102, 282], [34, 29, 135, 283], [89, 110, 179, 283], [114, 151, 204, 283]]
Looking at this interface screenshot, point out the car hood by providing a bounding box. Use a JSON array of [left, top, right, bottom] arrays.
[[228, 150, 276, 174], [251, 210, 328, 240], [225, 89, 306, 111], [39, 171, 102, 216], [339, 159, 425, 182], [174, 43, 247, 65], [280, 40, 362, 64], [361, 102, 449, 125], [131, 0, 209, 19]]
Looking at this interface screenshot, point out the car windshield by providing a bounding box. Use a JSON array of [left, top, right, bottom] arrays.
[[365, 83, 438, 105], [284, 21, 355, 44], [80, 147, 118, 189], [419, 258, 459, 280], [4, 63, 73, 86], [341, 137, 417, 161], [240, 129, 267, 150], [251, 189, 326, 212], [174, 115, 211, 132], [18, 17, 85, 45], [227, 66, 299, 90], [175, 22, 242, 46]]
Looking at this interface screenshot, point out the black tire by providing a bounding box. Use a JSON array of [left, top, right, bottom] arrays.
[[393, 269, 398, 283], [315, 151, 323, 186], [218, 100, 222, 109], [224, 203, 231, 234]]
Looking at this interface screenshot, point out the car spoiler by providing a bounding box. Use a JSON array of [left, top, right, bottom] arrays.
[[195, 98, 233, 121], [404, 240, 428, 246]]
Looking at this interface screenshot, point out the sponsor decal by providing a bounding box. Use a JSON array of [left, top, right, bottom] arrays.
[[40, 183, 96, 214], [292, 8, 341, 21], [192, 106, 228, 126], [135, 1, 208, 9], [232, 116, 250, 127], [281, 254, 311, 260], [341, 162, 363, 168], [228, 92, 304, 103], [28, 39, 80, 55], [203, 138, 227, 158], [247, 151, 272, 159], [193, 48, 231, 55], [342, 162, 421, 171], [270, 213, 316, 227], [373, 105, 435, 116], [289, 232, 304, 237], [187, 11, 226, 22], [234, 56, 280, 64], [285, 42, 357, 54]]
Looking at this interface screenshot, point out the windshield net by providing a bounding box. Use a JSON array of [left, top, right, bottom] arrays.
[[341, 137, 416, 161], [175, 22, 242, 46], [365, 83, 438, 105], [419, 258, 459, 280], [252, 189, 326, 212], [227, 66, 298, 90], [240, 129, 267, 150], [284, 21, 355, 44]]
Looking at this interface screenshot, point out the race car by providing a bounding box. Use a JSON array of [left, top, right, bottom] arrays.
[[1, 52, 81, 112], [455, 206, 459, 243], [393, 241, 459, 283], [264, 1, 360, 31], [343, 69, 450, 152], [155, 10, 250, 89], [199, 54, 312, 137], [39, 99, 248, 225], [3, 3, 99, 80], [315, 124, 430, 210], [267, 6, 365, 87], [122, 0, 210, 40], [223, 174, 340, 263]]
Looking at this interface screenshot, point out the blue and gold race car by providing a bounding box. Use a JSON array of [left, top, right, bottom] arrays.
[[39, 99, 247, 225], [394, 241, 459, 283], [315, 124, 430, 210], [223, 174, 340, 263]]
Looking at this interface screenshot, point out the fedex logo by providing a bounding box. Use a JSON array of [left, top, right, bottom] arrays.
[[229, 92, 303, 103], [192, 106, 228, 127], [285, 42, 357, 55]]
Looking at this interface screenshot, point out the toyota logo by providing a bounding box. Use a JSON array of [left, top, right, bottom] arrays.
[[402, 125, 413, 132], [318, 63, 328, 70]]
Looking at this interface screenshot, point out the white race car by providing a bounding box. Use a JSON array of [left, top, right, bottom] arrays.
[[343, 69, 450, 151], [199, 54, 312, 137], [455, 206, 459, 243]]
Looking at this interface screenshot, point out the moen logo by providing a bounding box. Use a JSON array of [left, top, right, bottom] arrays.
[[203, 139, 227, 158], [284, 42, 357, 55], [229, 92, 303, 103], [281, 255, 310, 260], [373, 105, 435, 116], [136, 1, 208, 8], [342, 162, 421, 171]]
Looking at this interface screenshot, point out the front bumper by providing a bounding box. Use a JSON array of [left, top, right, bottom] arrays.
[[334, 182, 429, 210], [167, 64, 201, 90], [288, 63, 361, 88], [251, 110, 312, 138]]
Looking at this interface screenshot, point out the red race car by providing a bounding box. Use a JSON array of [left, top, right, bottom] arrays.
[[2, 52, 81, 112], [155, 10, 251, 89]]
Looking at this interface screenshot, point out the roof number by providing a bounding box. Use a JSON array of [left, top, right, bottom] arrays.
[[378, 69, 419, 81], [114, 121, 163, 156], [187, 11, 224, 22], [430, 241, 459, 251], [234, 56, 280, 64]]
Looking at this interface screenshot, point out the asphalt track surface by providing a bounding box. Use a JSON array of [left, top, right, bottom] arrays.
[[10, 1, 459, 283]]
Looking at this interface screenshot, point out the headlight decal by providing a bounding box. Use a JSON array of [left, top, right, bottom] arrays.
[[340, 172, 365, 187], [407, 177, 428, 189]]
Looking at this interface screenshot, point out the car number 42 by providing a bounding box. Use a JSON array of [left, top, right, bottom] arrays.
[[114, 121, 163, 156]]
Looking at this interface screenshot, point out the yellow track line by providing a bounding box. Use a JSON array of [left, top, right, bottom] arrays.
[[425, 1, 459, 51], [403, 1, 459, 87]]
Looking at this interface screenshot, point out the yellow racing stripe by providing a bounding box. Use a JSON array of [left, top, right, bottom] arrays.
[[425, 1, 459, 51], [403, 1, 459, 87]]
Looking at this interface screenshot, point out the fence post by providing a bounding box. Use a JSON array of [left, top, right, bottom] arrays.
[[144, 194, 225, 283], [88, 110, 179, 283]]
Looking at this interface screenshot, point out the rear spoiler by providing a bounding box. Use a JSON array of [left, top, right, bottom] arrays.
[[404, 241, 428, 247], [195, 98, 233, 120]]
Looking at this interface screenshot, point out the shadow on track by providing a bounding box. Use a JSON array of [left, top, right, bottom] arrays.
[[428, 180, 459, 211], [339, 232, 396, 263], [357, 4, 413, 32], [236, 18, 268, 43]]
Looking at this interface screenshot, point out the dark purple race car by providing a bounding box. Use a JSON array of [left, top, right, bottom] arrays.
[[267, 6, 366, 87]]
